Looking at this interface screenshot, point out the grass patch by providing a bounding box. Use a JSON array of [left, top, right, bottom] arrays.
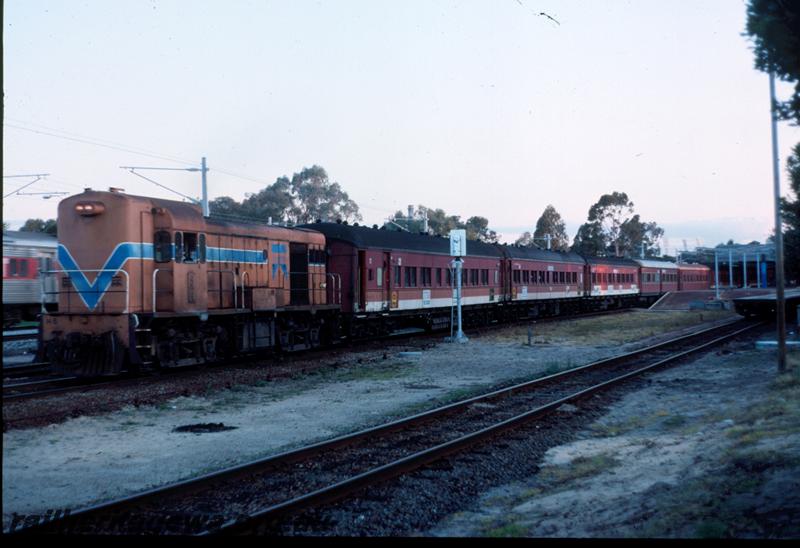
[[333, 361, 418, 382], [484, 522, 529, 538], [537, 453, 621, 487], [486, 310, 735, 346], [632, 365, 800, 538]]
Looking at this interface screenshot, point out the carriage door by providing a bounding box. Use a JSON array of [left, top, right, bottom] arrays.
[[289, 243, 309, 306], [356, 250, 367, 312], [381, 252, 391, 310]]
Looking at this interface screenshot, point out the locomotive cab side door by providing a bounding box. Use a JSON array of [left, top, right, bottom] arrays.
[[171, 230, 208, 313]]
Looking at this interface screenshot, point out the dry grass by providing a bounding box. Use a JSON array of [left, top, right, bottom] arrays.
[[483, 310, 736, 346]]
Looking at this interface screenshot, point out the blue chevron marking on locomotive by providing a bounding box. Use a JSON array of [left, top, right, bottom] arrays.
[[58, 242, 154, 311], [270, 243, 288, 277]]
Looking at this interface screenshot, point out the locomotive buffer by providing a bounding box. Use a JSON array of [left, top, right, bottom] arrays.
[[448, 229, 469, 344]]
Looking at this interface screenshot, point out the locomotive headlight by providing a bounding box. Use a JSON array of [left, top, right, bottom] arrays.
[[75, 201, 105, 216]]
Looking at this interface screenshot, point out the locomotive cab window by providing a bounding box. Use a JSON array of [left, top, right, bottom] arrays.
[[174, 231, 183, 263], [198, 234, 207, 263], [181, 232, 199, 263], [154, 231, 172, 263]]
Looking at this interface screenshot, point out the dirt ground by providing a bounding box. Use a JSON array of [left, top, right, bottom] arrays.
[[430, 339, 800, 538], [6, 309, 795, 538]]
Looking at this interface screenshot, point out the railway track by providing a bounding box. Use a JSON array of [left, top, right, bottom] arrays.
[[10, 317, 760, 536], [1, 307, 636, 402]]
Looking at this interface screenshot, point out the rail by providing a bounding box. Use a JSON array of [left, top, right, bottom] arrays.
[[41, 269, 129, 314]]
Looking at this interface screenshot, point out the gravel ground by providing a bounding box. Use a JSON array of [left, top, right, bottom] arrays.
[[428, 336, 800, 538], [2, 310, 741, 531]]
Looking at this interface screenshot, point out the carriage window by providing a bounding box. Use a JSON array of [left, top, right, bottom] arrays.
[[446, 268, 453, 286], [9, 258, 17, 277], [436, 268, 442, 286], [19, 260, 28, 277], [422, 267, 432, 287], [154, 231, 172, 263], [404, 266, 417, 287], [481, 269, 489, 286], [368, 268, 374, 282], [377, 267, 383, 287], [394, 265, 402, 287]]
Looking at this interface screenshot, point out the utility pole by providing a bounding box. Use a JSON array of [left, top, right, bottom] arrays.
[[449, 229, 468, 344], [120, 157, 210, 217], [769, 71, 787, 372], [201, 157, 209, 217]]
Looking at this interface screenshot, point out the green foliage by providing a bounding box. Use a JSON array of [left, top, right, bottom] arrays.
[[782, 143, 800, 283], [533, 204, 569, 251], [19, 218, 57, 236], [516, 205, 569, 250], [209, 165, 360, 225], [745, 2, 800, 283], [571, 192, 662, 257], [745, 0, 800, 123], [386, 205, 498, 242]]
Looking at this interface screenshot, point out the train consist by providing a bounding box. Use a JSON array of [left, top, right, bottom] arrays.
[[40, 189, 712, 376], [2, 230, 58, 327]]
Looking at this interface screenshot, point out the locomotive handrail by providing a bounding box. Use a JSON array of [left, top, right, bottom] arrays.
[[326, 272, 342, 305], [208, 269, 237, 309], [41, 268, 130, 314], [152, 268, 172, 313], [240, 271, 250, 310]]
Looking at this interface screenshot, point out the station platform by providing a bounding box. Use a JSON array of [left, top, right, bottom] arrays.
[[732, 288, 800, 322]]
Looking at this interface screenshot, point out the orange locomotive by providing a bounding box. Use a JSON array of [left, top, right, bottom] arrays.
[[41, 188, 339, 376]]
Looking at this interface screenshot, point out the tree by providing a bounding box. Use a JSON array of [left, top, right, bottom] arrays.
[[618, 215, 664, 258], [782, 143, 800, 282], [384, 206, 498, 242], [19, 218, 57, 236], [464, 216, 498, 243], [746, 1, 800, 283], [746, 0, 800, 122], [571, 192, 663, 257], [285, 166, 361, 224], [571, 221, 606, 256], [514, 231, 534, 247], [209, 165, 360, 225], [532, 205, 569, 251]]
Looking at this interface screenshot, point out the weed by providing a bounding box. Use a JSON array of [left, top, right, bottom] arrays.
[[484, 522, 529, 538]]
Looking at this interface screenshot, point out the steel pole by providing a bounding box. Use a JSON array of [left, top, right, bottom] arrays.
[[715, 250, 720, 300], [201, 156, 210, 217], [729, 248, 734, 289], [743, 252, 747, 289], [769, 71, 787, 372], [456, 258, 468, 343], [757, 254, 761, 288]]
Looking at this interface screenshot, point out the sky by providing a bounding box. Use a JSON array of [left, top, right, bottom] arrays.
[[3, 0, 799, 254]]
